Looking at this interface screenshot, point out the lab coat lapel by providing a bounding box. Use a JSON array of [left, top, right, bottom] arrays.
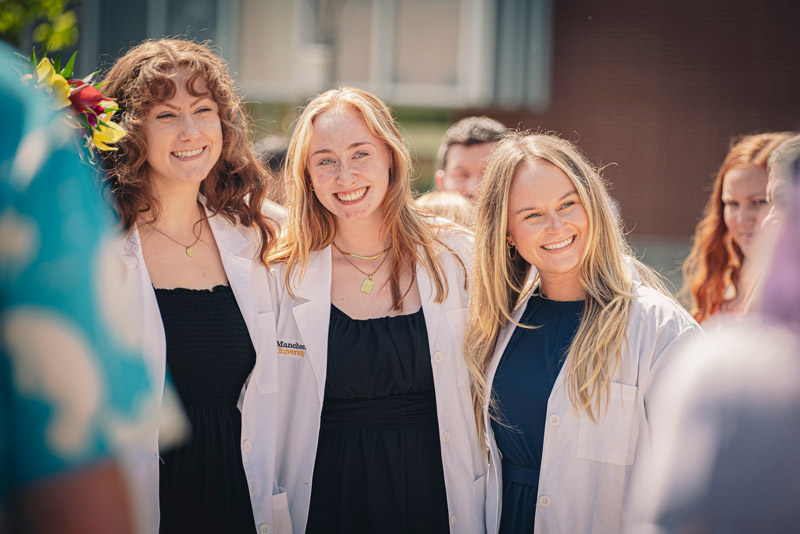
[[486, 295, 527, 395], [417, 248, 441, 353], [206, 209, 259, 356], [124, 226, 167, 394], [292, 247, 332, 403]]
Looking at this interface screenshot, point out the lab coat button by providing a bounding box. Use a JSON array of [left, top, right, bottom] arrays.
[[450, 514, 457, 526], [549, 414, 560, 426], [433, 351, 443, 362], [442, 431, 451, 443], [539, 495, 550, 508], [243, 439, 252, 452], [259, 524, 270, 534]]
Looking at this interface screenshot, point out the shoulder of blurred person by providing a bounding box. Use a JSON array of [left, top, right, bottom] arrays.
[[625, 314, 800, 534], [424, 214, 474, 268], [0, 42, 161, 533], [261, 197, 287, 225]]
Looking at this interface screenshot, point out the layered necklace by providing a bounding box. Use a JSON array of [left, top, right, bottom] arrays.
[[146, 202, 204, 257], [332, 241, 391, 295]]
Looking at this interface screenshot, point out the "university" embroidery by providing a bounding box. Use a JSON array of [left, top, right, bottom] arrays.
[[277, 340, 306, 358]]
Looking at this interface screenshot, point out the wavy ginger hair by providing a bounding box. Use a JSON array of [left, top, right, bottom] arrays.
[[682, 132, 791, 323], [270, 87, 466, 307], [100, 38, 277, 263], [465, 132, 668, 440]]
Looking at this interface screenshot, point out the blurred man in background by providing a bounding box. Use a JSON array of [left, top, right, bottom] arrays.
[[435, 116, 507, 203]]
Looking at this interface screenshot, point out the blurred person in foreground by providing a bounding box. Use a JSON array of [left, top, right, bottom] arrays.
[[416, 190, 476, 229], [0, 42, 158, 533], [464, 132, 701, 533], [435, 116, 507, 202], [626, 138, 800, 534], [100, 38, 286, 533], [682, 132, 791, 323]]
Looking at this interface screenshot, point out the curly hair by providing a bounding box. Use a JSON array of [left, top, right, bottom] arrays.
[[99, 38, 277, 263], [682, 132, 792, 323]]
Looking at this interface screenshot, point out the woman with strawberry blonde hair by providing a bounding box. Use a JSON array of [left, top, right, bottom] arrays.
[[270, 86, 485, 533], [682, 132, 792, 323], [465, 132, 701, 533]]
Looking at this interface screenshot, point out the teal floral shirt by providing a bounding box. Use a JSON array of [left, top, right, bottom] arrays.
[[0, 43, 157, 504]]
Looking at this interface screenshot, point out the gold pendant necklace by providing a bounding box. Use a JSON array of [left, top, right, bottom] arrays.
[[146, 204, 204, 257], [335, 246, 390, 294]]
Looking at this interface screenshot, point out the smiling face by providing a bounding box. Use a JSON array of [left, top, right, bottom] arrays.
[[435, 142, 494, 203], [506, 160, 589, 299], [721, 164, 769, 257], [142, 71, 222, 193], [306, 105, 392, 228]]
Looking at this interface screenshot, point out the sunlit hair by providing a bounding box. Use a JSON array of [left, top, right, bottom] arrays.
[[682, 132, 792, 323], [99, 38, 277, 263], [464, 131, 668, 440], [416, 190, 476, 229], [767, 136, 800, 188], [270, 87, 467, 308]]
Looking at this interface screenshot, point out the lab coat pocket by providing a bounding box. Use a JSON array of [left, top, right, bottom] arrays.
[[576, 382, 640, 465], [255, 312, 279, 395], [271, 490, 293, 534], [446, 308, 470, 387], [472, 472, 487, 531]]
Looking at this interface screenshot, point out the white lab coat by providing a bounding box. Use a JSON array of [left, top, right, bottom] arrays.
[[272, 224, 486, 533], [117, 202, 290, 534], [484, 268, 702, 534]]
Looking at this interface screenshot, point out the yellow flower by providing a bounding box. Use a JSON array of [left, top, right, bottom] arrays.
[[35, 58, 70, 109], [91, 112, 126, 151]]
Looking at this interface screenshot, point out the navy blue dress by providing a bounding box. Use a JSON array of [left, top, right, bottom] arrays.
[[490, 294, 584, 534], [305, 304, 449, 534]]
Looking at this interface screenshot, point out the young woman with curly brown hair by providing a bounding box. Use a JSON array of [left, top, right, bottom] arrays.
[[100, 39, 286, 533]]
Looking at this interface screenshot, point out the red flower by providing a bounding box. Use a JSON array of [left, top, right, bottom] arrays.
[[68, 80, 104, 115]]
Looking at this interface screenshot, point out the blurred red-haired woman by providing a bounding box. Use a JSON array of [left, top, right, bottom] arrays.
[[683, 132, 792, 323]]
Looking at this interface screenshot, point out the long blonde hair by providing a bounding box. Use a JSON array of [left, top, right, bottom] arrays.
[[465, 132, 668, 440], [270, 87, 466, 307]]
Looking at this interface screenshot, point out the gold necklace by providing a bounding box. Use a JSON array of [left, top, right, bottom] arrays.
[[336, 247, 390, 294], [331, 241, 390, 260], [147, 207, 204, 257]]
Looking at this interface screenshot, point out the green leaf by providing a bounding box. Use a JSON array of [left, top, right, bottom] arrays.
[[76, 113, 92, 131], [30, 48, 37, 66], [54, 51, 62, 73], [62, 51, 78, 79]]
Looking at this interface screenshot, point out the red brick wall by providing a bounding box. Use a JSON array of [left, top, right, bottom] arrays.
[[469, 0, 800, 239]]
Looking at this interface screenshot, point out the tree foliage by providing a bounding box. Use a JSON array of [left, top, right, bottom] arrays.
[[0, 0, 79, 50]]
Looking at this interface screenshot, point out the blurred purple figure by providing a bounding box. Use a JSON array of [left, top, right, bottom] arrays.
[[626, 138, 800, 534]]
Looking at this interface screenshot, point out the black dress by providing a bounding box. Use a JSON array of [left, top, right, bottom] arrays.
[[305, 305, 450, 534], [490, 294, 584, 534], [154, 285, 256, 534]]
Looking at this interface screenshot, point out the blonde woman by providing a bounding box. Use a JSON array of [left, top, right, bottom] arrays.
[[416, 190, 477, 229], [270, 87, 485, 533], [464, 132, 702, 533]]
